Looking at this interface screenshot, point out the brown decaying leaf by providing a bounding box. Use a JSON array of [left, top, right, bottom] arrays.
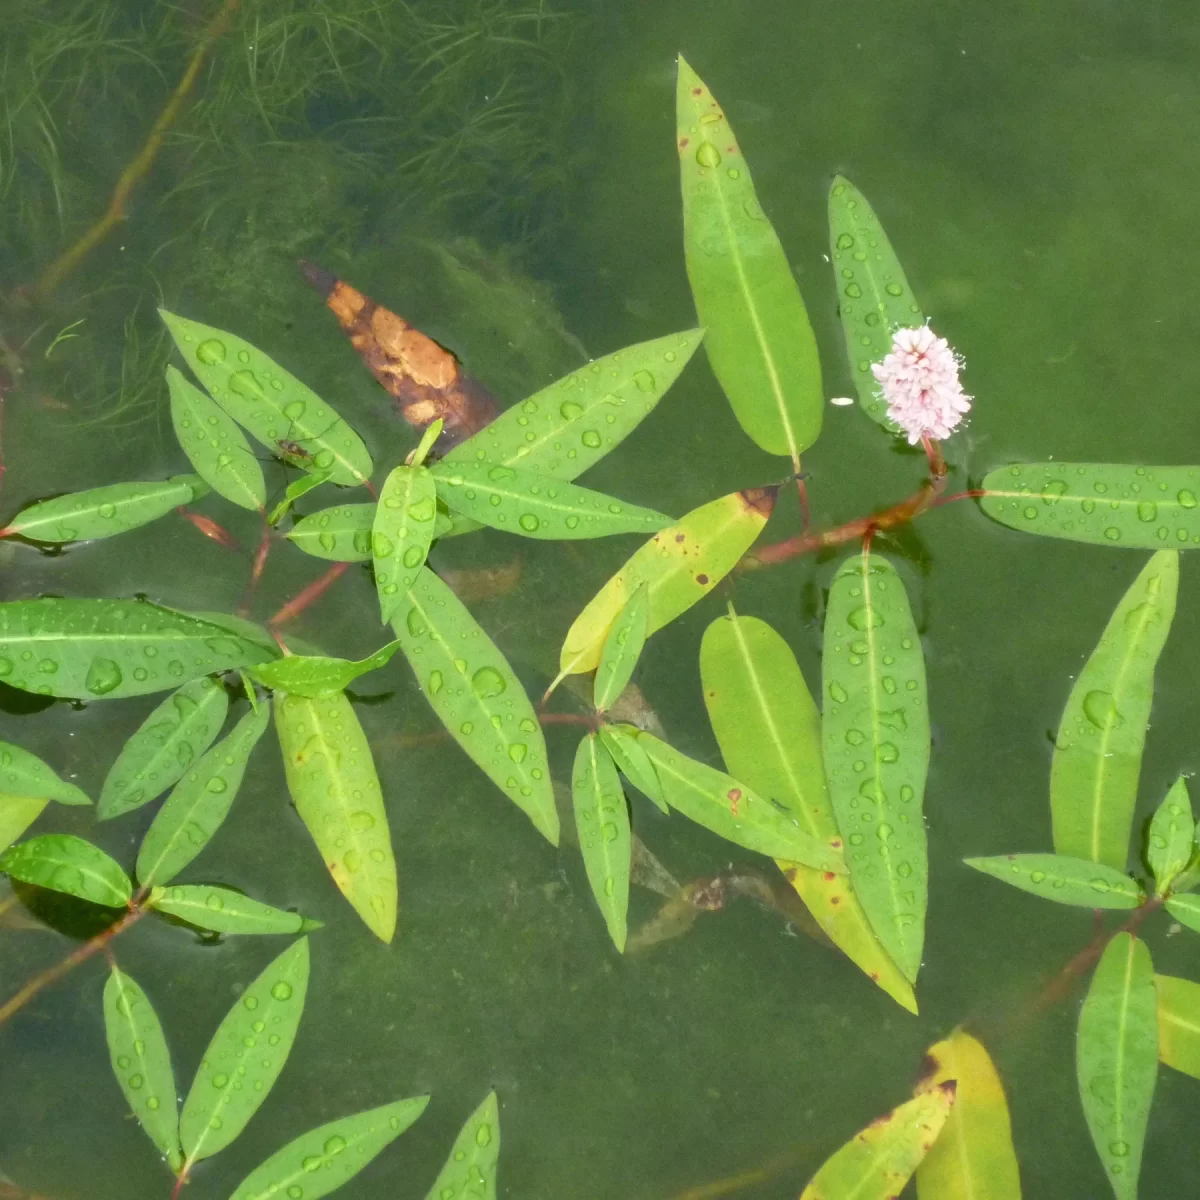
[[299, 260, 497, 449]]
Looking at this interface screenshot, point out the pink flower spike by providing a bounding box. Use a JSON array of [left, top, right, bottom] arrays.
[[871, 325, 971, 445]]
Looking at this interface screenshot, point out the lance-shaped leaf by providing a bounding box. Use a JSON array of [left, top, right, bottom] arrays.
[[981, 463, 1200, 548], [167, 365, 265, 511], [179, 937, 310, 1167], [442, 329, 704, 480], [823, 551, 929, 984], [159, 309, 372, 487], [373, 465, 438, 623], [598, 723, 669, 815], [1146, 777, 1193, 895], [275, 691, 397, 941], [1076, 933, 1156, 1200], [0, 597, 275, 700], [1155, 973, 1200, 1080], [99, 676, 229, 819], [136, 702, 270, 886], [0, 834, 130, 907], [701, 611, 915, 1014], [593, 584, 650, 714], [267, 469, 331, 526], [103, 967, 181, 1170], [0, 475, 207, 543], [229, 1095, 429, 1200], [559, 487, 776, 678], [801, 1084, 956, 1200], [1164, 893, 1200, 934], [677, 57, 822, 464], [572, 734, 630, 952], [964, 854, 1143, 910], [0, 741, 90, 806], [431, 460, 671, 541], [423, 1092, 500, 1200], [148, 885, 322, 935], [250, 642, 402, 697], [1051, 550, 1177, 869], [915, 1030, 1021, 1200], [392, 568, 558, 845], [0, 795, 49, 855], [828, 177, 923, 429], [288, 503, 377, 562], [617, 727, 846, 871]]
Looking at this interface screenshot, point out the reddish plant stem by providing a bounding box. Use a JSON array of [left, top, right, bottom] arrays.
[[0, 903, 147, 1027], [268, 561, 350, 627], [1029, 895, 1165, 1016]]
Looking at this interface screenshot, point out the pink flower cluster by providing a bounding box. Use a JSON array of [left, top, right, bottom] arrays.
[[871, 325, 971, 445]]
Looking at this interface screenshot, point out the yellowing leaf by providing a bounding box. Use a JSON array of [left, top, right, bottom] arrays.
[[801, 1084, 956, 1200], [916, 1030, 1022, 1200], [699, 611, 914, 1013], [558, 487, 775, 678], [1155, 973, 1200, 1080]]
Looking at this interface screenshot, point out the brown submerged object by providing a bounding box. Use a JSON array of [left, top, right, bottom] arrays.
[[298, 260, 497, 449]]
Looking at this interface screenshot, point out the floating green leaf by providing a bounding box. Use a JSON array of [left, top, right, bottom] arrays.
[[0, 597, 275, 700], [1164, 893, 1200, 934], [275, 691, 397, 941], [915, 1030, 1021, 1200], [677, 56, 822, 464], [288, 503, 377, 561], [148, 885, 322, 935], [0, 833, 130, 907], [700, 610, 915, 1013], [179, 937, 310, 1167], [1051, 550, 1177, 869], [267, 469, 331, 526], [1077, 933, 1156, 1200], [963, 854, 1142, 909], [442, 329, 704, 480], [1147, 777, 1193, 894], [431, 460, 671, 541], [823, 551, 929, 984], [980, 463, 1200, 548], [250, 642, 402, 697], [1155, 973, 1200, 1080], [828, 177, 923, 429], [423, 1091, 500, 1200], [618, 727, 846, 870], [572, 734, 630, 952], [373, 465, 438, 623], [167, 364, 265, 511], [800, 1085, 956, 1200], [593, 584, 650, 713], [160, 309, 372, 487], [559, 487, 776, 678], [0, 475, 207, 543], [0, 795, 49, 855], [392, 567, 558, 846], [103, 967, 182, 1170], [598, 723, 668, 815], [99, 677, 229, 819], [0, 741, 90, 806], [136, 702, 270, 886], [229, 1095, 429, 1200]]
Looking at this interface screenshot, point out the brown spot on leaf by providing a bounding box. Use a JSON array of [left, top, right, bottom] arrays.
[[738, 484, 779, 518], [918, 1052, 941, 1081], [783, 867, 797, 883], [696, 573, 709, 586]]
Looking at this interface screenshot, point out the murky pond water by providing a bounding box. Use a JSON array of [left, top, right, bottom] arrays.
[[3, 2, 1200, 1197]]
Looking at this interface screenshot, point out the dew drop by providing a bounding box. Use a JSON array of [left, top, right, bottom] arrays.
[[1083, 689, 1123, 729], [847, 606, 882, 631], [196, 339, 226, 365], [406, 608, 428, 637], [508, 743, 528, 764], [270, 981, 294, 1001], [835, 232, 854, 251], [828, 681, 848, 703], [1137, 500, 1158, 523], [518, 513, 540, 532], [471, 666, 507, 699], [581, 429, 603, 449], [402, 545, 425, 568], [884, 282, 904, 297], [85, 658, 123, 696], [695, 141, 722, 167]]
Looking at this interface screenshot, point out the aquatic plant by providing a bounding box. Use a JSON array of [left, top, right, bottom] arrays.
[[4, 52, 1200, 1200]]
